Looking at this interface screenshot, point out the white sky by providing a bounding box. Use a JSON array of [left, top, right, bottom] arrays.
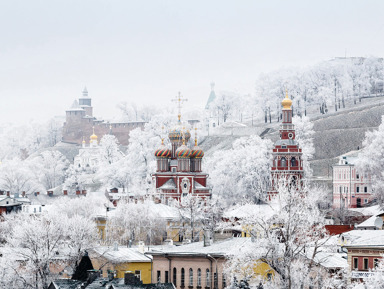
[[1, 0, 383, 124]]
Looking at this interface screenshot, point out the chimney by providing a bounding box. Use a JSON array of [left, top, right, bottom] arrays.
[[138, 241, 145, 254], [63, 190, 68, 196], [36, 192, 40, 195], [76, 190, 81, 195], [0, 191, 4, 195], [128, 240, 132, 248], [47, 191, 53, 197], [82, 190, 87, 195], [22, 191, 25, 197], [113, 242, 119, 251], [204, 229, 211, 247], [6, 191, 10, 197]]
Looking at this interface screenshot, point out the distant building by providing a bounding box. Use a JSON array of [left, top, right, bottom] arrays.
[[332, 152, 373, 209], [268, 91, 304, 200], [62, 87, 145, 146]]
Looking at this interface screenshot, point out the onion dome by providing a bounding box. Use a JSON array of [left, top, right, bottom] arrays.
[[168, 125, 191, 143], [191, 145, 204, 158], [176, 144, 191, 158], [154, 140, 171, 158], [90, 133, 98, 141], [282, 90, 292, 110]]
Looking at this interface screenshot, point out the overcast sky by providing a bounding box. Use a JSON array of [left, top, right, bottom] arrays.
[[1, 0, 383, 124]]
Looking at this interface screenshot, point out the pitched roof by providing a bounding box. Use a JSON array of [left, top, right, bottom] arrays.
[[159, 179, 176, 190], [49, 279, 83, 289], [90, 247, 152, 263]]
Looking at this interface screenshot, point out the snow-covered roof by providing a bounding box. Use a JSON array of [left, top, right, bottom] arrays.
[[349, 205, 382, 217], [223, 203, 278, 220], [66, 100, 84, 111], [194, 181, 208, 190], [306, 250, 348, 269], [91, 247, 152, 263], [159, 179, 176, 190], [356, 214, 383, 229], [342, 230, 384, 247], [149, 237, 252, 257]]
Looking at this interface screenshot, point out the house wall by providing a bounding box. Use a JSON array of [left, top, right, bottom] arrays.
[[90, 256, 152, 284]]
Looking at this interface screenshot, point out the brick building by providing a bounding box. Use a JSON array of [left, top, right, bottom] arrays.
[[62, 88, 145, 146]]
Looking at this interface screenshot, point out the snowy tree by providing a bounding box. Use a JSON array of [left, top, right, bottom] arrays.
[[98, 134, 122, 165], [107, 200, 167, 245], [0, 158, 40, 194], [292, 116, 315, 177], [356, 116, 384, 205], [225, 183, 336, 289], [206, 135, 273, 205], [0, 197, 99, 289], [29, 150, 69, 190]]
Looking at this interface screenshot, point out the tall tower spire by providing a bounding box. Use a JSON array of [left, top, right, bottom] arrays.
[[82, 86, 88, 97]]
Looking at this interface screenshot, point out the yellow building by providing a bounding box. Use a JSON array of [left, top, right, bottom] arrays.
[[89, 246, 152, 283]]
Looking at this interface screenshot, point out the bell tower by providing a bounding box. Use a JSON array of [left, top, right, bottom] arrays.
[[268, 90, 304, 200]]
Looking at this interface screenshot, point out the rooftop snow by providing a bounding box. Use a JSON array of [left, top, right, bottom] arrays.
[[91, 247, 152, 263]]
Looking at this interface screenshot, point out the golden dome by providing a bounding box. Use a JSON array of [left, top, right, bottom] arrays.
[[282, 90, 292, 110], [90, 127, 98, 140]]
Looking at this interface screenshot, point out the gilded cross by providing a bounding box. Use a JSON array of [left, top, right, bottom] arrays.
[[172, 92, 188, 122]]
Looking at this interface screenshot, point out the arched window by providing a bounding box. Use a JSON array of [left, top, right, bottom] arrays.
[[173, 268, 177, 286], [181, 268, 185, 287], [197, 269, 201, 287], [206, 269, 210, 287], [189, 268, 193, 286], [281, 157, 287, 167], [291, 157, 297, 167]]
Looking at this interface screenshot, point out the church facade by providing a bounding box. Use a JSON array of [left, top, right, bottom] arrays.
[[62, 88, 145, 146], [152, 95, 211, 204], [268, 92, 304, 200]]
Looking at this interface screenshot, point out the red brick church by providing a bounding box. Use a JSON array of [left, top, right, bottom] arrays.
[[152, 94, 211, 204]]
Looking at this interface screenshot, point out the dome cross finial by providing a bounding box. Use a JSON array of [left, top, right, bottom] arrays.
[[172, 92, 188, 122], [282, 88, 292, 110], [194, 127, 198, 146]]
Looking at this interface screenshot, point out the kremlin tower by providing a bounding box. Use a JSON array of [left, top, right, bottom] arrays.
[[152, 93, 211, 204], [268, 91, 304, 200]]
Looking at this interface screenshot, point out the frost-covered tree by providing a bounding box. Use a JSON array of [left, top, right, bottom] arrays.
[[225, 183, 336, 289], [0, 158, 40, 194], [98, 134, 122, 165], [356, 115, 384, 205], [292, 116, 315, 177], [0, 196, 100, 289], [107, 200, 167, 245], [206, 135, 273, 205], [29, 150, 69, 190]]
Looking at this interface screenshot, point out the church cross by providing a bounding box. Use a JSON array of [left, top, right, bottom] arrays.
[[172, 92, 188, 122]]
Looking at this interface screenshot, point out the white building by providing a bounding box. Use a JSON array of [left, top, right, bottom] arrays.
[[74, 131, 101, 170]]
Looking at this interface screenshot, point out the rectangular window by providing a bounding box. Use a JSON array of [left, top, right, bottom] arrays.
[[364, 199, 368, 204], [365, 187, 368, 193], [135, 270, 141, 281], [353, 258, 358, 270], [165, 271, 169, 283], [357, 187, 360, 193], [364, 258, 369, 270], [357, 173, 360, 179], [374, 259, 380, 268], [157, 271, 161, 283]]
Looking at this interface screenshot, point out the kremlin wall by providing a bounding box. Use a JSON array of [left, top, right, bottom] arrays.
[[62, 87, 145, 146]]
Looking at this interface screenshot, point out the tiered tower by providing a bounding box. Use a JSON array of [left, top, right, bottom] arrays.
[[152, 93, 211, 203], [268, 91, 304, 200]]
